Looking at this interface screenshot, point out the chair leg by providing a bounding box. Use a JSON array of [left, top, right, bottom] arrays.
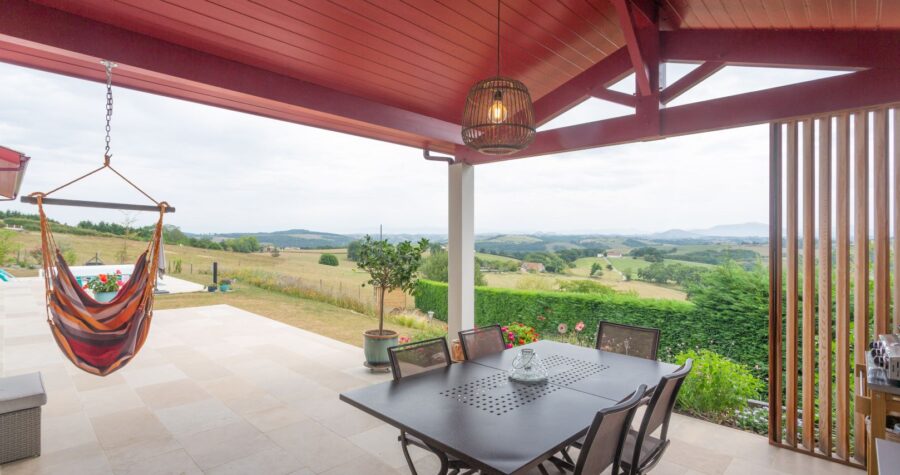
[[399, 432, 419, 475], [560, 448, 574, 466], [537, 463, 551, 475]]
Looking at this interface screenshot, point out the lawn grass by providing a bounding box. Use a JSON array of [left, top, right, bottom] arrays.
[[154, 282, 443, 348], [475, 252, 520, 264]]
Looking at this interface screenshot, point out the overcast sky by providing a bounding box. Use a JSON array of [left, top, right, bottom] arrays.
[[0, 62, 844, 235]]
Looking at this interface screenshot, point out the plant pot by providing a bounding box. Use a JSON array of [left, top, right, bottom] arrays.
[[363, 329, 398, 366], [93, 291, 118, 303], [219, 284, 231, 292], [207, 285, 217, 292]]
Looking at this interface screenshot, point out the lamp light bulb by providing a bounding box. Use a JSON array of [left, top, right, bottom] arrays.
[[489, 90, 507, 124]]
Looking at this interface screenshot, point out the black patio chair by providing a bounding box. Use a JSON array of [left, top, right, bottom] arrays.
[[387, 338, 473, 475], [540, 384, 648, 475], [620, 359, 693, 475], [458, 324, 506, 360], [595, 322, 661, 361]]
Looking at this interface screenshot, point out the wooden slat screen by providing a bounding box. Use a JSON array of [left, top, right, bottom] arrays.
[[769, 105, 898, 469]]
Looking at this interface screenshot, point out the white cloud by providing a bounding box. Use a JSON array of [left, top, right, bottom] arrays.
[[0, 62, 837, 235]]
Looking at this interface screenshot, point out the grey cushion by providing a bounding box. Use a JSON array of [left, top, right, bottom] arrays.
[[0, 373, 47, 415]]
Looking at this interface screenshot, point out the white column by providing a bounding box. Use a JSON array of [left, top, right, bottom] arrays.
[[448, 162, 475, 340]]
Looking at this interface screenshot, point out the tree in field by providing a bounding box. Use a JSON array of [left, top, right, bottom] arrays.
[[421, 249, 486, 286], [356, 236, 429, 334], [318, 253, 339, 266], [346, 239, 363, 261], [589, 262, 603, 277]]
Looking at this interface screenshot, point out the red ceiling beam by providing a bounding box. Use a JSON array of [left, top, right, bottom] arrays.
[[612, 0, 655, 96], [0, 0, 462, 152], [660, 61, 724, 104], [460, 68, 900, 164], [532, 48, 632, 126], [661, 30, 900, 69], [590, 88, 637, 108]]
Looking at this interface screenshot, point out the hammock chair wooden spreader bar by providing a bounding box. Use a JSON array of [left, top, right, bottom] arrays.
[[20, 195, 175, 213], [21, 59, 174, 376]]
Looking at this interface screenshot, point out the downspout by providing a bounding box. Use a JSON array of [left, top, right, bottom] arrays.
[[423, 149, 455, 164]]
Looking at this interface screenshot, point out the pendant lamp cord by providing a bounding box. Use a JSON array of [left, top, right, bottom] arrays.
[[33, 60, 163, 208], [496, 0, 501, 77]]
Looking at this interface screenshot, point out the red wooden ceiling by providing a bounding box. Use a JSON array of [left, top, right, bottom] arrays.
[[2, 0, 900, 155], [29, 0, 625, 125]]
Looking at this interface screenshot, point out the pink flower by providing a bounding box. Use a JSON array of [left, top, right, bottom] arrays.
[[116, 280, 124, 287], [508, 333, 515, 341], [575, 321, 585, 332], [557, 323, 568, 334], [398, 336, 410, 344], [506, 343, 513, 349], [115, 269, 122, 275]]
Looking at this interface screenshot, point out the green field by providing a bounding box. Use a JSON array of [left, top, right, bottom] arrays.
[[476, 252, 520, 264]]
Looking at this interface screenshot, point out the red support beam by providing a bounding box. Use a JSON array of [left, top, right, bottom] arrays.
[[532, 48, 632, 126], [0, 0, 462, 153], [661, 30, 900, 69], [612, 0, 653, 96], [590, 88, 637, 107], [660, 61, 725, 105], [461, 68, 900, 164]]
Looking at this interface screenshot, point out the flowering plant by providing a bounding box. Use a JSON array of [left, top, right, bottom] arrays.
[[84, 271, 124, 293], [501, 322, 539, 349]]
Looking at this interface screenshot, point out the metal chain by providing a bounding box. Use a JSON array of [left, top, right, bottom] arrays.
[[100, 60, 117, 162]]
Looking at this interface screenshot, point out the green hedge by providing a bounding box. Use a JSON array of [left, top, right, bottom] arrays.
[[415, 279, 765, 373]]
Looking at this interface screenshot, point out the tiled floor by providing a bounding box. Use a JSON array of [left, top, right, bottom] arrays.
[[0, 279, 861, 475]]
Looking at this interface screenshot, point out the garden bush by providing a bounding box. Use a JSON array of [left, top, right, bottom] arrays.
[[674, 349, 763, 423], [318, 253, 339, 266]]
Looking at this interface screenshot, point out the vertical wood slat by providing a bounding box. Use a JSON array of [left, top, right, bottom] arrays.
[[786, 121, 800, 447], [894, 108, 900, 331], [853, 111, 869, 463], [769, 122, 783, 444], [835, 113, 851, 461], [802, 119, 816, 451], [817, 117, 833, 455], [874, 108, 891, 336]]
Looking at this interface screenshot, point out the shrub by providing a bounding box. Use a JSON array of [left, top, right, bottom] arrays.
[[420, 251, 486, 286], [674, 349, 763, 423], [557, 279, 616, 295], [734, 406, 768, 435], [318, 253, 339, 266]]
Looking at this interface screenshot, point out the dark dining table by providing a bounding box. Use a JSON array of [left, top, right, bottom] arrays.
[[339, 340, 679, 475]]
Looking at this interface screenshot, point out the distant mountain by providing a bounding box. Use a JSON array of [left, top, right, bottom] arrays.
[[692, 222, 768, 238], [648, 229, 703, 240], [212, 229, 353, 249]]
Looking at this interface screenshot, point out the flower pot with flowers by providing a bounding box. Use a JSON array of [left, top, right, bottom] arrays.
[[84, 271, 125, 303], [501, 322, 540, 349], [356, 235, 429, 369]]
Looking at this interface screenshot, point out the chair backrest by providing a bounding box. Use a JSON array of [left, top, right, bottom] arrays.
[[629, 359, 693, 472], [596, 321, 661, 360], [574, 384, 647, 475], [387, 337, 452, 381], [458, 324, 506, 360]]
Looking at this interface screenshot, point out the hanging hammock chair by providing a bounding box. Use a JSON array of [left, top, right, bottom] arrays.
[[34, 196, 167, 376], [23, 60, 174, 376]]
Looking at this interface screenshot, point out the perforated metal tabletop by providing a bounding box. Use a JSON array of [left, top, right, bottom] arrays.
[[339, 341, 678, 475]]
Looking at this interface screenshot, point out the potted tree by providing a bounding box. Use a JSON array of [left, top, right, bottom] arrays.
[[356, 235, 428, 369]]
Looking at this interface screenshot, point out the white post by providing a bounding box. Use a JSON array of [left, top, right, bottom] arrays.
[[448, 162, 475, 340]]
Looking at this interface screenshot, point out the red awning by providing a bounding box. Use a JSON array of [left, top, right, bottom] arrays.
[[0, 146, 29, 200]]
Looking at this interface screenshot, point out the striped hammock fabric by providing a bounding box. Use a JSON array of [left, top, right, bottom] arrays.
[[35, 198, 165, 376]]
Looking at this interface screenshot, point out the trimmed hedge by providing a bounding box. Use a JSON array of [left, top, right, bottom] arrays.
[[415, 280, 766, 373]]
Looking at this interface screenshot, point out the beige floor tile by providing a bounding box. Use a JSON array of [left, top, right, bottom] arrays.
[[664, 439, 735, 475], [174, 420, 270, 469], [109, 448, 201, 475], [90, 407, 171, 450], [104, 436, 183, 471], [79, 384, 145, 418], [2, 442, 112, 475], [71, 371, 126, 392], [120, 363, 188, 389], [204, 446, 307, 475], [134, 379, 211, 410], [42, 387, 83, 418], [153, 398, 241, 437], [318, 403, 384, 437], [241, 404, 309, 432], [267, 420, 366, 473], [318, 453, 401, 475], [41, 412, 99, 455]]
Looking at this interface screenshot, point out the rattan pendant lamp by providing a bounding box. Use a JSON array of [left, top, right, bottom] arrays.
[[461, 0, 536, 155]]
